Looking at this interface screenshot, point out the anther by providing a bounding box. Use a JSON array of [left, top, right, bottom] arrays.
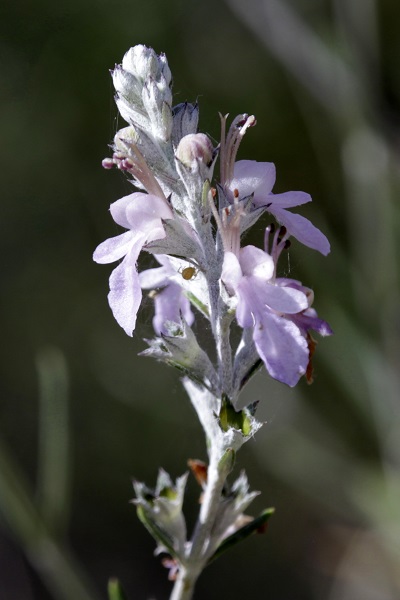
[[236, 114, 249, 128], [284, 240, 291, 249], [102, 158, 115, 169], [279, 226, 287, 237], [233, 188, 239, 198]]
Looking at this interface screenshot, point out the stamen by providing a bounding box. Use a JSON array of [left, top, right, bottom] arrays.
[[220, 113, 257, 187], [266, 223, 291, 277], [208, 189, 223, 233], [210, 191, 244, 256], [264, 223, 276, 251], [119, 158, 134, 170], [121, 142, 168, 202]]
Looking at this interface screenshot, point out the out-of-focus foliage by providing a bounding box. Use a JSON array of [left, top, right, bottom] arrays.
[[1, 0, 400, 598]]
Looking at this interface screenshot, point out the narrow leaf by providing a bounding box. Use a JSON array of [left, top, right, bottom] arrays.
[[208, 508, 275, 564], [136, 505, 179, 560]]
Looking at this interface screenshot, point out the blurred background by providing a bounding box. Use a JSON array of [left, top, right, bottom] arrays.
[[1, 0, 400, 598]]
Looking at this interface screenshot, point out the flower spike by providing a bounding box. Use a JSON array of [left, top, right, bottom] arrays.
[[94, 44, 333, 599]]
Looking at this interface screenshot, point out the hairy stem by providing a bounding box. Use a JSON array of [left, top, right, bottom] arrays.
[[169, 566, 201, 600], [169, 454, 228, 600]]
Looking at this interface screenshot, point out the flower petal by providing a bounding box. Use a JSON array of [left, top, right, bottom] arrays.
[[231, 160, 276, 198], [125, 193, 173, 229], [292, 309, 334, 336], [221, 252, 243, 294], [235, 278, 257, 329], [258, 280, 309, 314], [269, 207, 330, 255], [93, 230, 134, 264], [253, 312, 308, 387], [239, 245, 274, 280], [153, 282, 194, 335], [107, 237, 145, 336], [267, 190, 312, 209], [139, 264, 171, 289], [110, 194, 142, 228]]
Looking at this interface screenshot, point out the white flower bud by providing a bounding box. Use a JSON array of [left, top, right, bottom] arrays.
[[175, 133, 214, 167], [113, 126, 139, 153], [122, 45, 158, 80]]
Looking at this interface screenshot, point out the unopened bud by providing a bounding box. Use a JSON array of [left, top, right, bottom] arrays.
[[175, 133, 214, 167], [102, 158, 115, 169], [122, 45, 158, 80], [113, 126, 139, 153]]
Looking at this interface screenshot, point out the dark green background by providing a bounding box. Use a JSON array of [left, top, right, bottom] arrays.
[[1, 0, 400, 598]]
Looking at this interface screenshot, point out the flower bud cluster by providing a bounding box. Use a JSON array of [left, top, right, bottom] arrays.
[[113, 44, 173, 141]]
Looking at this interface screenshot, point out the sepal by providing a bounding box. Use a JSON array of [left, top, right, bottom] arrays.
[[142, 78, 173, 141], [183, 380, 263, 459], [233, 329, 263, 392], [218, 395, 261, 438], [114, 92, 150, 133], [172, 102, 199, 147], [133, 470, 188, 558], [145, 219, 205, 266], [175, 155, 215, 212], [217, 186, 264, 234], [209, 507, 275, 564], [114, 126, 177, 185], [140, 319, 218, 392], [210, 470, 261, 548]]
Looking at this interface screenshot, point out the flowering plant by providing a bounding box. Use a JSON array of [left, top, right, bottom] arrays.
[[94, 44, 332, 600]]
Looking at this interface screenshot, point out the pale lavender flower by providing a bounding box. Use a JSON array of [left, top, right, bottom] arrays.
[[222, 238, 332, 386], [229, 160, 330, 255], [93, 192, 173, 336], [218, 114, 330, 255], [139, 255, 194, 335]]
